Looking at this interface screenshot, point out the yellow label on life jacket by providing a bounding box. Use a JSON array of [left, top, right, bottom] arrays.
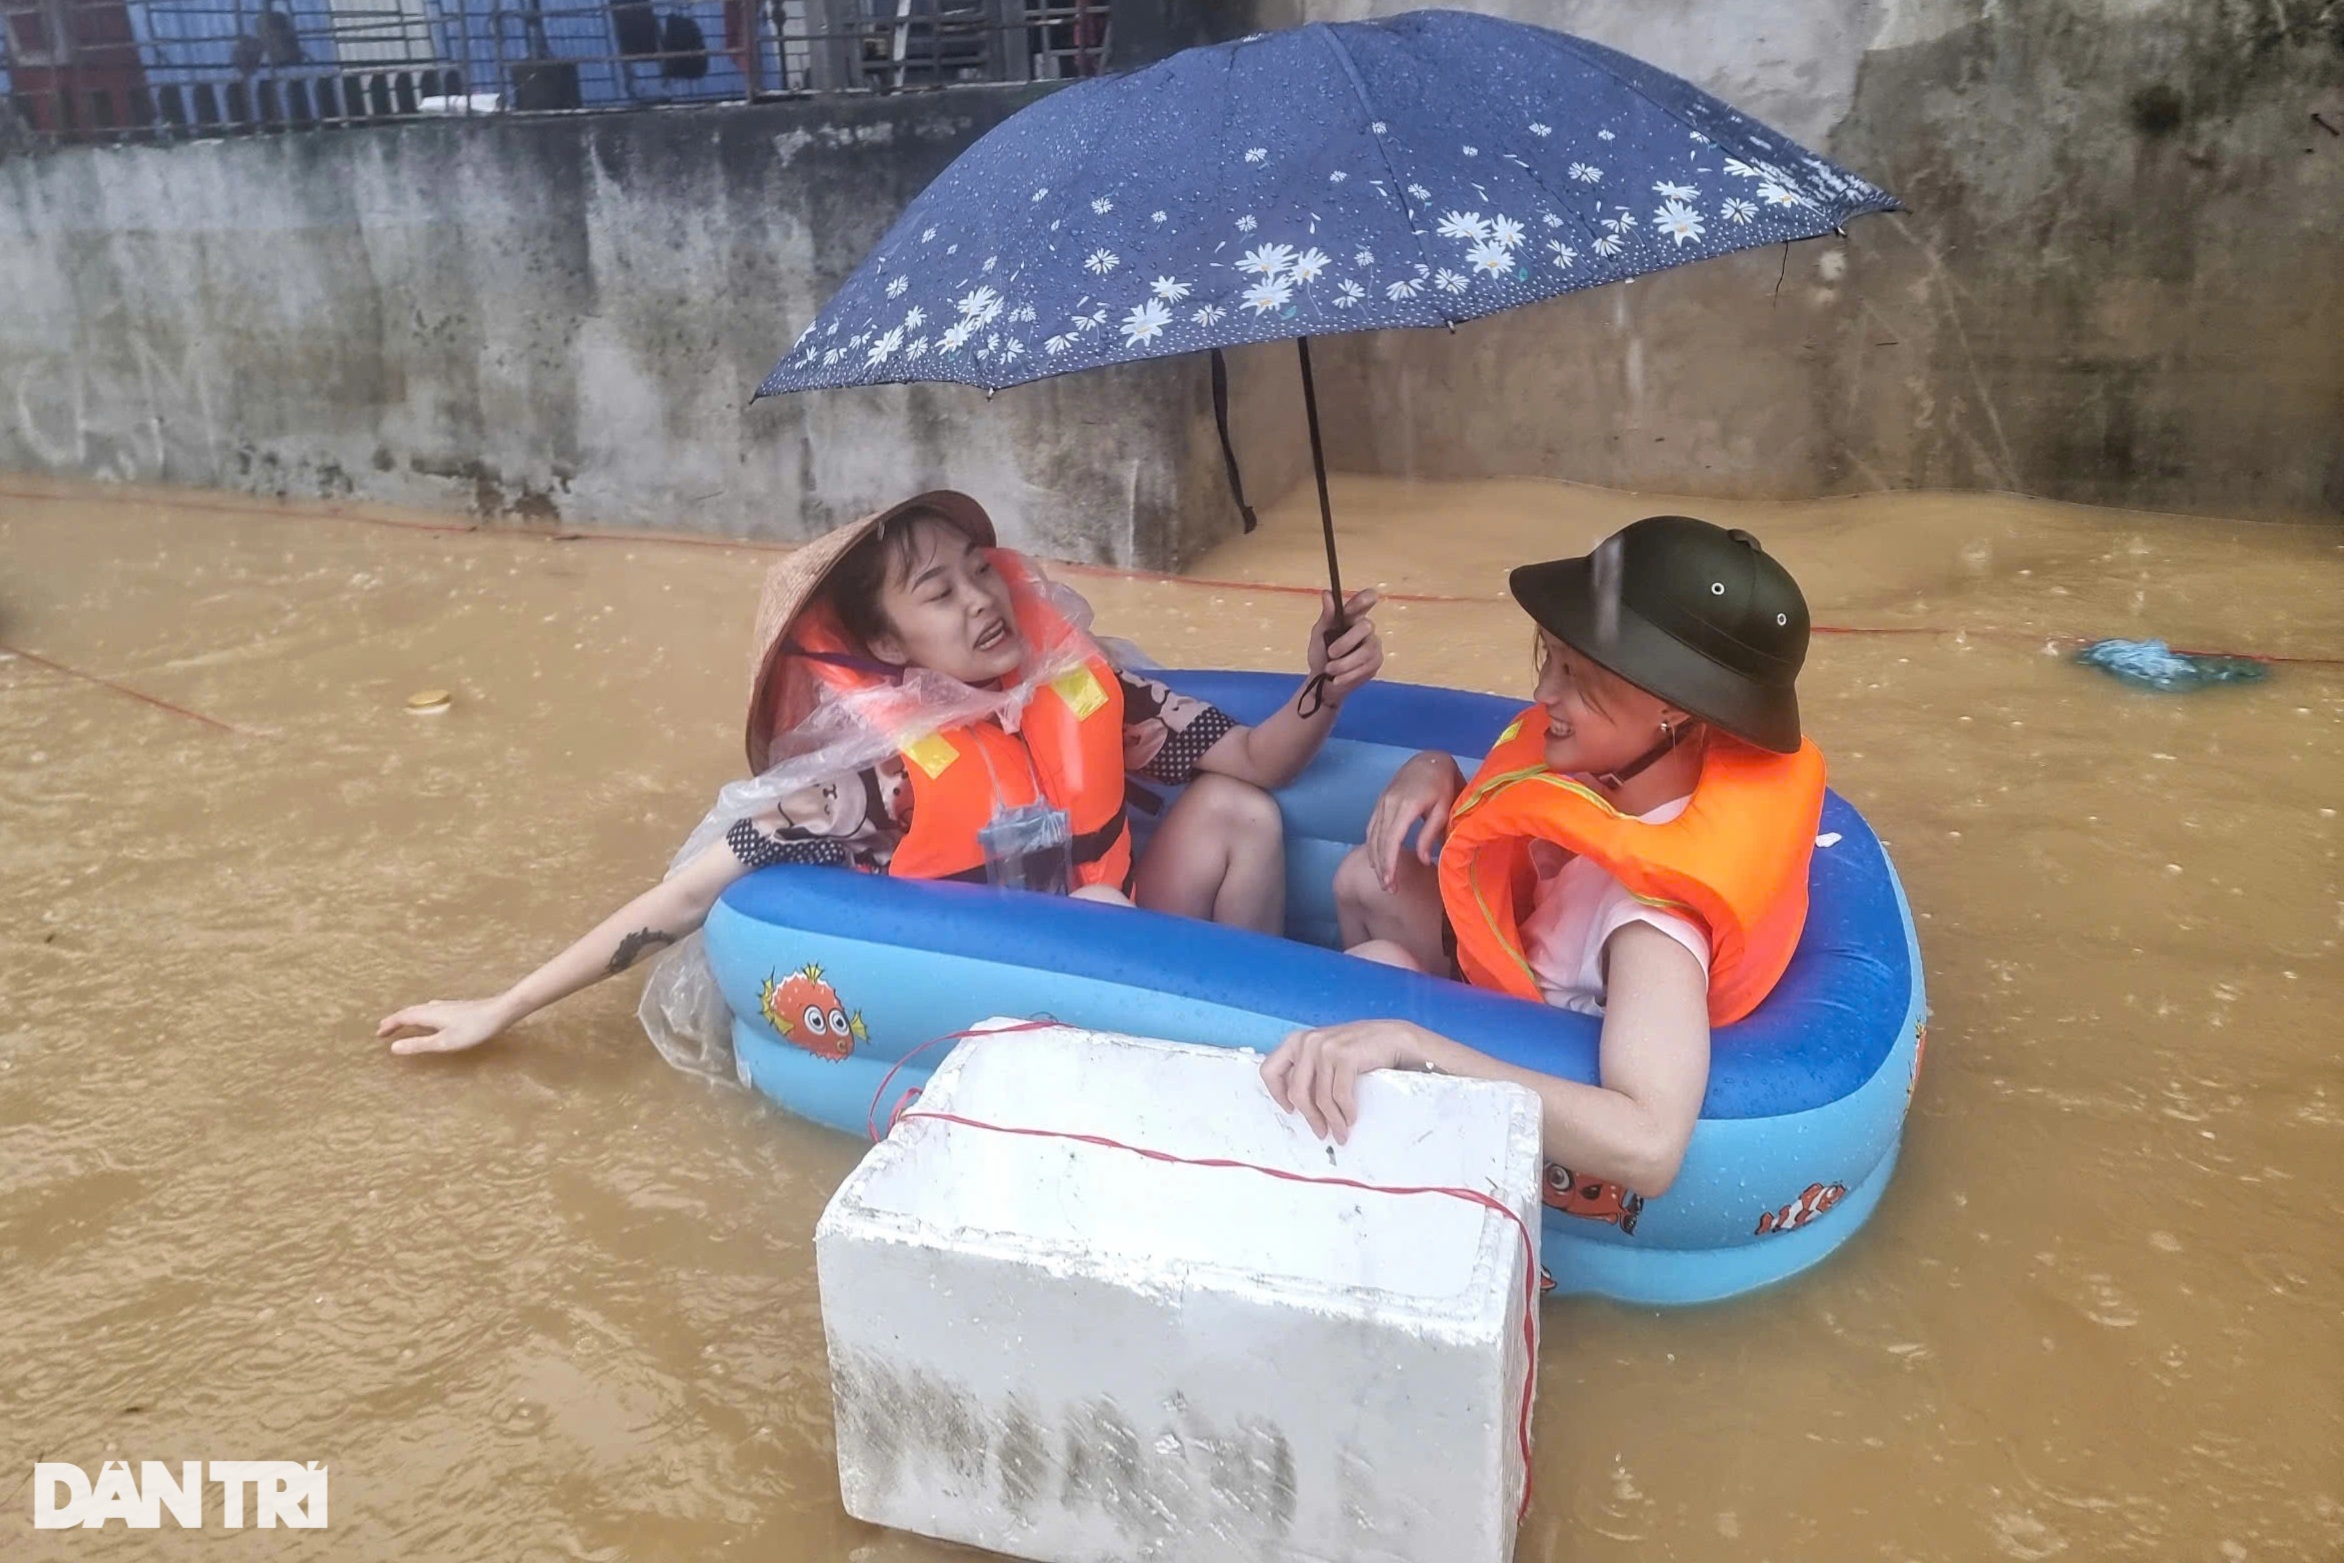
[[1050, 665, 1109, 721], [902, 732, 960, 779], [1497, 717, 1523, 745]]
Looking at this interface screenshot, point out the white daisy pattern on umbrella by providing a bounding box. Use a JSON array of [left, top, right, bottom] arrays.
[[1329, 170, 1349, 183], [1191, 304, 1226, 326], [1433, 268, 1469, 293], [1465, 238, 1514, 276], [1333, 279, 1367, 307], [939, 321, 974, 352], [1289, 247, 1332, 284], [1597, 128, 1616, 141], [1241, 277, 1294, 314], [1386, 278, 1422, 300], [1758, 181, 1806, 208], [1120, 299, 1173, 345], [980, 255, 998, 273], [1010, 304, 1037, 324], [1652, 180, 1698, 201], [1030, 187, 1049, 202], [1406, 183, 1431, 201], [866, 326, 903, 364], [1547, 241, 1578, 268], [1046, 334, 1074, 355], [1569, 162, 1603, 184], [1721, 196, 1757, 224], [904, 337, 928, 359], [1528, 121, 1552, 137], [1460, 144, 1478, 157], [1091, 197, 1113, 214], [903, 306, 926, 330], [1244, 147, 1268, 163], [1235, 215, 1258, 233], [886, 275, 909, 298], [1541, 213, 1565, 228], [1084, 249, 1120, 275], [1001, 338, 1025, 362], [1150, 277, 1193, 302], [1437, 210, 1491, 242], [1654, 199, 1704, 244], [957, 286, 1000, 319], [1150, 210, 1168, 224], [1354, 249, 1376, 266], [1238, 242, 1298, 277], [1487, 214, 1526, 249]]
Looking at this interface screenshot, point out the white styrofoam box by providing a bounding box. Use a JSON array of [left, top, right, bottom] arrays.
[[815, 1021, 1544, 1563]]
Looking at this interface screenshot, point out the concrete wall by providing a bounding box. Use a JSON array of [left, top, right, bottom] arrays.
[[1213, 0, 2344, 523], [4, 2, 2336, 555], [0, 90, 1298, 564]]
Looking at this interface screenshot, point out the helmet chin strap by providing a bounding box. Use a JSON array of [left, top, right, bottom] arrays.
[[1595, 720, 1685, 791]]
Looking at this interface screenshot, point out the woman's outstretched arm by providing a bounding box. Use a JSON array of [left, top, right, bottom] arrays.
[[375, 823, 771, 1056]]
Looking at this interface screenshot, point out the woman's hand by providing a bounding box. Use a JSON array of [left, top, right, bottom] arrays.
[[376, 997, 516, 1056], [1260, 1019, 1430, 1143], [1307, 589, 1383, 707], [1363, 751, 1464, 890]]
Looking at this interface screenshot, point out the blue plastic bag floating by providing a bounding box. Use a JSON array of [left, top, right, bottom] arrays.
[[2075, 638, 2268, 692]]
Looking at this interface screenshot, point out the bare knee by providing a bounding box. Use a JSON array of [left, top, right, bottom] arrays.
[[1185, 773, 1283, 851], [1334, 842, 1387, 917]]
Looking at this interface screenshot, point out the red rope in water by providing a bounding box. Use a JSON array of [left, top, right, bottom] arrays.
[[867, 1021, 1542, 1526]]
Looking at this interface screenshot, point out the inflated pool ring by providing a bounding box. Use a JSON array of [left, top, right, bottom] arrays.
[[702, 672, 1927, 1307]]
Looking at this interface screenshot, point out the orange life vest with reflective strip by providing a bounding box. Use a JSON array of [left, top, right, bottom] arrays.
[[1437, 708, 1826, 1026], [779, 552, 1132, 891]]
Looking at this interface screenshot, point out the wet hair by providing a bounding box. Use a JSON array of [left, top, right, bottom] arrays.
[[827, 508, 957, 654]]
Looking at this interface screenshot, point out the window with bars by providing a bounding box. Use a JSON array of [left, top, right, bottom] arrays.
[[0, 0, 1111, 142]]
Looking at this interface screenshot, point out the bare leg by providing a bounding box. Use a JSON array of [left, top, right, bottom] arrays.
[[1132, 774, 1286, 934], [1348, 938, 1426, 971], [1333, 843, 1448, 972]]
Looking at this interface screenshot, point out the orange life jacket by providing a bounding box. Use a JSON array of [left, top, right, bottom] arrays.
[[1437, 708, 1825, 1026], [775, 552, 1132, 891]]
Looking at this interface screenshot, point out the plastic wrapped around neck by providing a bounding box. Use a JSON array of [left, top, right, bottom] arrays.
[[638, 570, 1136, 1082]]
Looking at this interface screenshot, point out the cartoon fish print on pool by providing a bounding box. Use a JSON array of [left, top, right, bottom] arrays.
[[1542, 1163, 1643, 1236], [1754, 1181, 1847, 1236], [759, 963, 869, 1060]]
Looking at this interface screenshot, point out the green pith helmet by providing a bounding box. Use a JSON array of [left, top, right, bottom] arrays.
[[1508, 515, 1809, 754]]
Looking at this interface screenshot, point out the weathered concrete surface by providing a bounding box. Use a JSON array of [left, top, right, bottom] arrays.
[[2, 4, 2336, 553], [0, 90, 1288, 564], [1209, 0, 2344, 522]]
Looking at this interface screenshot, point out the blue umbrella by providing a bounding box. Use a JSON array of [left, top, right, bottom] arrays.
[[755, 8, 1898, 702]]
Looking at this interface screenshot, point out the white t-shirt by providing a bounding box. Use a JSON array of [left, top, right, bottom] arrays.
[[1517, 793, 1712, 1016]]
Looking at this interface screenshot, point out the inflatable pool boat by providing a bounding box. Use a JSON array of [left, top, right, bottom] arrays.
[[703, 672, 1926, 1306]]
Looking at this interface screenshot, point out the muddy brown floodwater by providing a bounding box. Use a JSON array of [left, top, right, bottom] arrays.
[[2, 472, 2338, 1562]]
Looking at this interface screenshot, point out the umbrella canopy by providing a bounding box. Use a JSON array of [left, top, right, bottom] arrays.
[[755, 8, 1898, 398]]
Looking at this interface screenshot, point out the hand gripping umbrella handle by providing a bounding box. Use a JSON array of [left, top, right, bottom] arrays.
[[1295, 336, 1346, 721]]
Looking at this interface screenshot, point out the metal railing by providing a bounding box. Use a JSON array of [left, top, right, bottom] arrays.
[[1, 0, 1110, 143]]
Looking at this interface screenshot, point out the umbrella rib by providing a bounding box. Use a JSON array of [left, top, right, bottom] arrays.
[[1310, 22, 1450, 327]]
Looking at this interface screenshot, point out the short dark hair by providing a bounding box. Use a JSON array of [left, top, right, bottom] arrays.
[[827, 507, 954, 653]]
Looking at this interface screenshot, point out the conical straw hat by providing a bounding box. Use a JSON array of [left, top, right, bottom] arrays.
[[743, 490, 997, 771]]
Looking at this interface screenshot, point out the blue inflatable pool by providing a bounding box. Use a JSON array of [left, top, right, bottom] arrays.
[[703, 672, 1926, 1306]]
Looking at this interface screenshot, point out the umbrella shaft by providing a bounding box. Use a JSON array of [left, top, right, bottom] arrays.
[[1296, 337, 1346, 625]]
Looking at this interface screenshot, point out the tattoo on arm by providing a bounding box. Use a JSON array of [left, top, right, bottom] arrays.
[[606, 927, 676, 975]]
